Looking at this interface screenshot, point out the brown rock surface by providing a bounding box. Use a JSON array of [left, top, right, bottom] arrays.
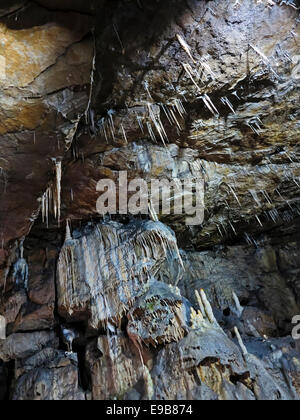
[[56, 220, 183, 330], [0, 2, 93, 269], [86, 334, 144, 400]]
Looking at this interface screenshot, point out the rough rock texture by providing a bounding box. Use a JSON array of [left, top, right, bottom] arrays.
[[0, 0, 300, 401], [0, 1, 93, 268], [12, 350, 85, 400], [60, 0, 300, 250], [56, 220, 183, 330], [86, 334, 144, 400], [127, 280, 190, 347]]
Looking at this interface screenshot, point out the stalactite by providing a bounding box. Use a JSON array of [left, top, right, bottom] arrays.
[[12, 240, 28, 292], [85, 29, 96, 124], [62, 327, 76, 353]]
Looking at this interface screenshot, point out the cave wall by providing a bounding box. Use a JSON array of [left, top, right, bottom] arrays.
[[0, 0, 299, 400]]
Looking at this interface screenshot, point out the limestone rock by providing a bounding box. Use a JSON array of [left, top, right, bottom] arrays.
[[150, 328, 247, 400], [56, 220, 183, 330], [241, 307, 277, 338]]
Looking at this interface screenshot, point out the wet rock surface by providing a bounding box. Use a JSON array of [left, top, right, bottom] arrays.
[[0, 0, 299, 401]]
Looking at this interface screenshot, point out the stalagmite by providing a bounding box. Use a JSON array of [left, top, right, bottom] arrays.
[[1, 0, 300, 402], [190, 307, 204, 329]]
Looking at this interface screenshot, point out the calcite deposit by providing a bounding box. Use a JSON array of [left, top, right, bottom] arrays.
[[0, 0, 300, 401]]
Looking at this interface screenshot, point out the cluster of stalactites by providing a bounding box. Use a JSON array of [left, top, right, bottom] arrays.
[[41, 160, 62, 227], [57, 221, 185, 329]]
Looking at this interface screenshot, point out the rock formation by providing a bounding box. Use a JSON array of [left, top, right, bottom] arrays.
[[0, 0, 300, 401]]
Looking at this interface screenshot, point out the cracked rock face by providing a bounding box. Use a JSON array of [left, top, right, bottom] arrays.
[[56, 220, 183, 330], [0, 0, 300, 401], [0, 2, 93, 266]]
